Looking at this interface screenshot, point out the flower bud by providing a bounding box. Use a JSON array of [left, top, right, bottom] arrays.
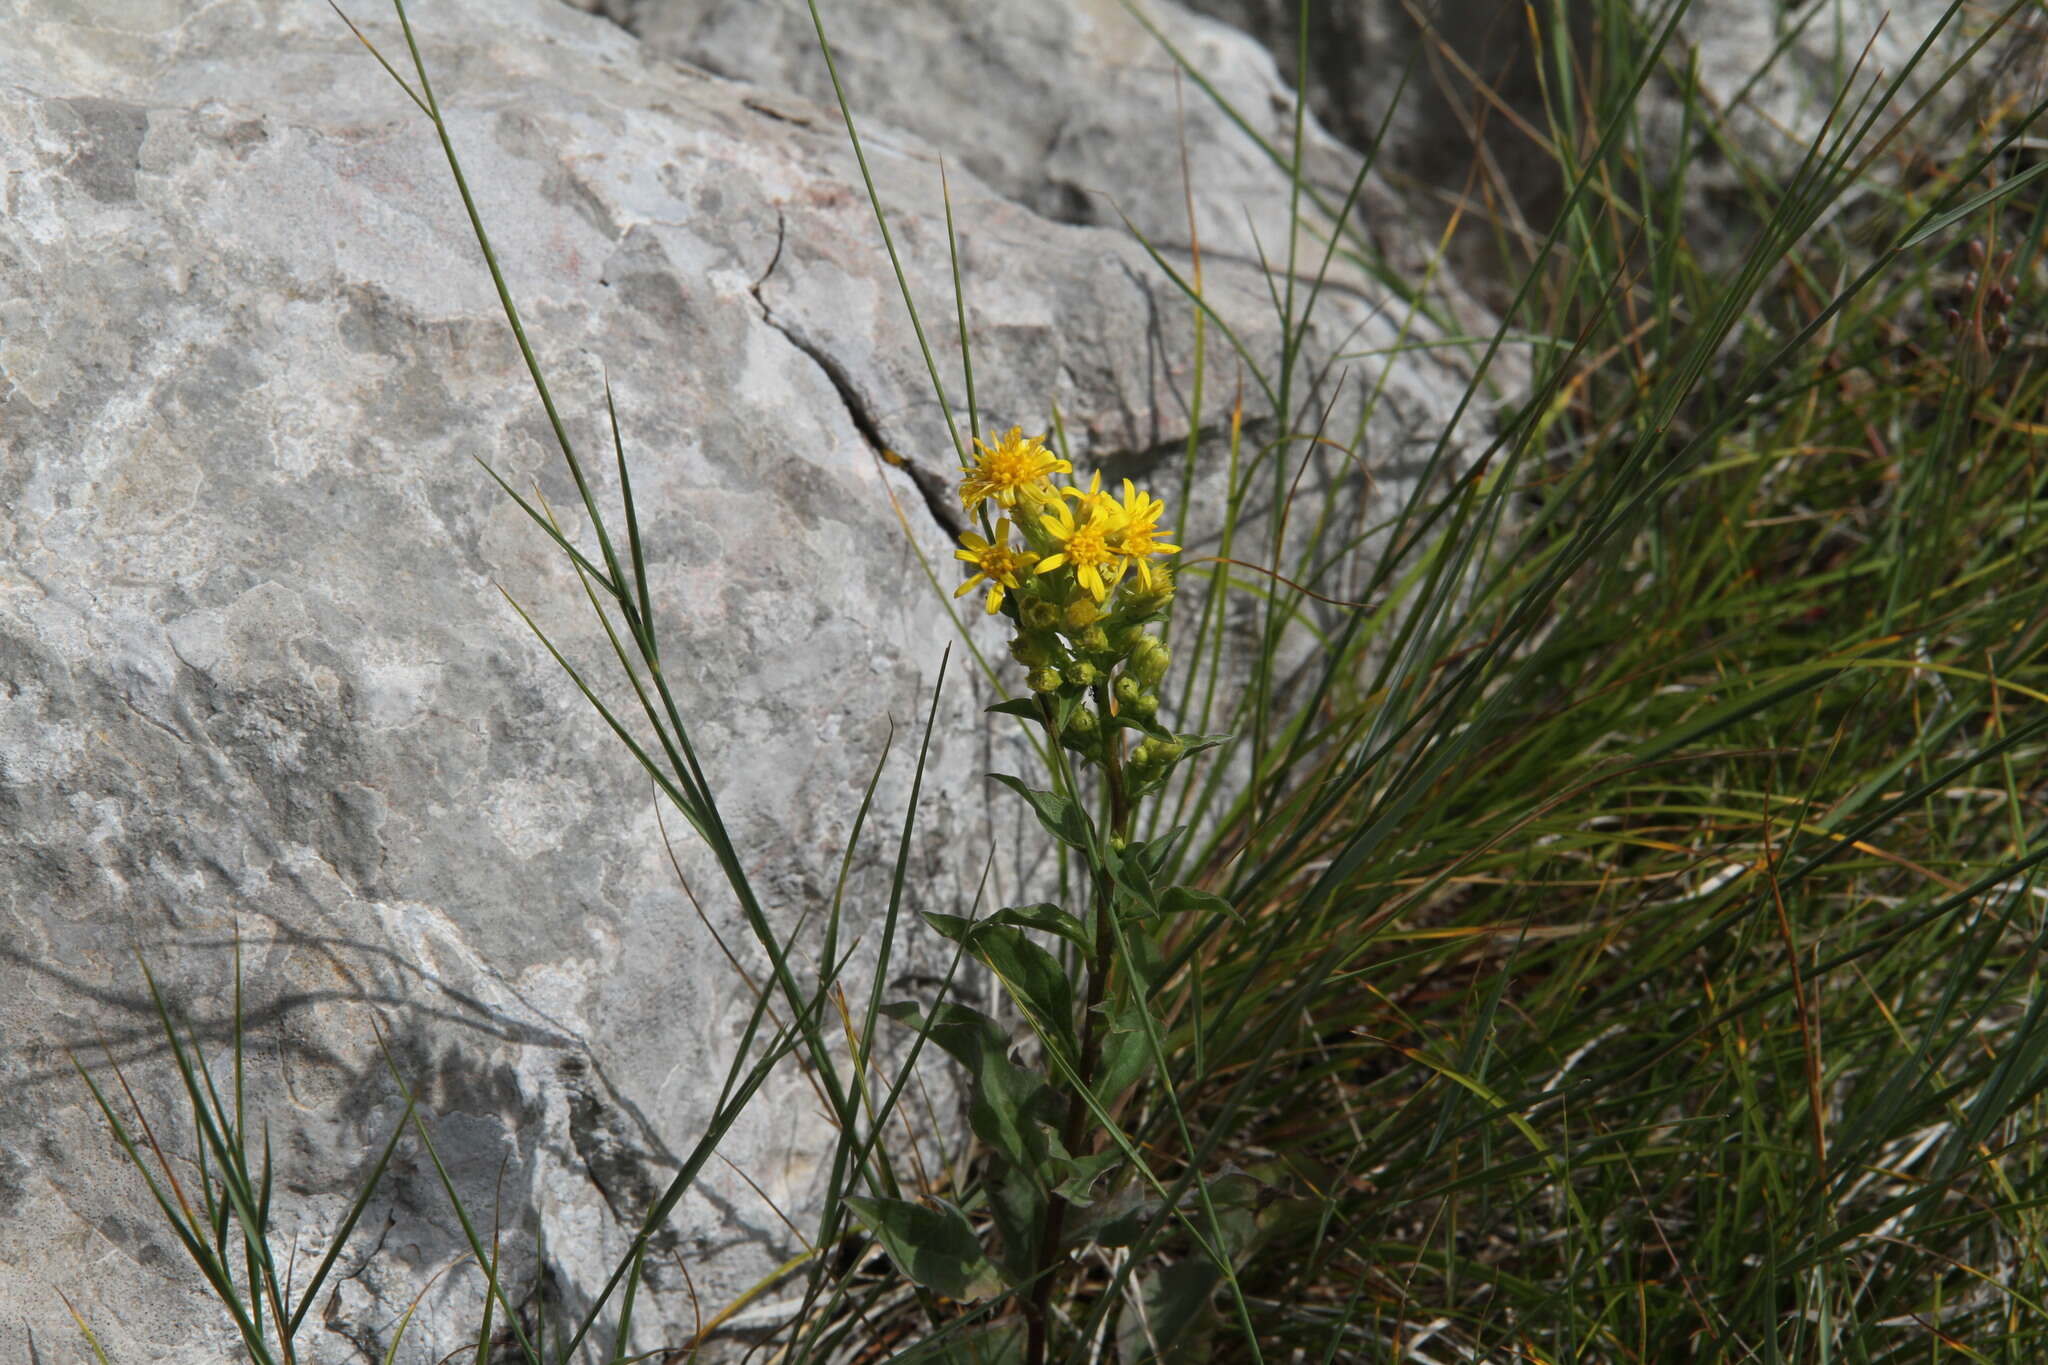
[[1126, 566, 1176, 611], [1132, 642, 1170, 687], [1062, 597, 1099, 632], [1131, 691, 1159, 720], [1130, 734, 1182, 773], [1065, 705, 1099, 736], [1008, 634, 1052, 667], [1064, 660, 1100, 688], [1113, 675, 1143, 711], [1022, 599, 1060, 631], [1078, 625, 1110, 655], [1029, 666, 1063, 694]]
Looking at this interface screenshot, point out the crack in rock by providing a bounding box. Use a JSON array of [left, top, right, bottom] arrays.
[[749, 210, 968, 544]]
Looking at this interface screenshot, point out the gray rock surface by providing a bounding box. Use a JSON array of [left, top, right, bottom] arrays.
[[571, 0, 1487, 314], [0, 1, 1482, 1360]]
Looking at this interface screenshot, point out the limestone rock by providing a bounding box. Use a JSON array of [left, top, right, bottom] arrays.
[[573, 0, 1439, 282], [0, 0, 1483, 1360]]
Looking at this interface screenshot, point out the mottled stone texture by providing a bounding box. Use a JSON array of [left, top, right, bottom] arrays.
[[0, 1, 1479, 1360], [570, 0, 1514, 320]]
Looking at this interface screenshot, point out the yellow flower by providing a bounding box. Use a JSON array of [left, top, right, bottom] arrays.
[[959, 427, 1069, 512], [1061, 471, 1121, 525], [1104, 478, 1179, 589], [1035, 500, 1124, 602], [954, 519, 1038, 614]]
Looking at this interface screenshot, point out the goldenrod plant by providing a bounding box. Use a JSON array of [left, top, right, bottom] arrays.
[[839, 433, 1246, 1361], [71, 0, 2048, 1361]]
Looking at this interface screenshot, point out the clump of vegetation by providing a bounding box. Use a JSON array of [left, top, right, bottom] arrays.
[[71, 0, 2047, 1361]]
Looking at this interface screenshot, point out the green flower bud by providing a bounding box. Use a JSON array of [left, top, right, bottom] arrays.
[[1113, 674, 1143, 710], [1062, 597, 1099, 632], [1065, 705, 1099, 736], [1131, 691, 1159, 720], [1029, 666, 1063, 694], [1064, 660, 1100, 688], [1126, 566, 1176, 612], [1132, 642, 1170, 687], [1008, 634, 1052, 667], [1078, 625, 1110, 655], [1022, 598, 1060, 631], [1130, 734, 1182, 772]]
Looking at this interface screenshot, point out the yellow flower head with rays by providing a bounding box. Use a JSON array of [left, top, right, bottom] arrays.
[[1061, 470, 1120, 525], [1035, 499, 1125, 602], [959, 427, 1069, 513], [1104, 478, 1179, 589], [954, 519, 1038, 614]]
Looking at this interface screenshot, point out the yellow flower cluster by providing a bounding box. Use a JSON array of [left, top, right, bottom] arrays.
[[953, 428, 1179, 614]]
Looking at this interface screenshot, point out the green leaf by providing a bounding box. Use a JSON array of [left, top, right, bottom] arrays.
[[844, 1195, 1002, 1302], [984, 697, 1044, 723], [881, 1001, 1054, 1169], [924, 915, 1079, 1059], [1899, 160, 2048, 249], [1174, 731, 1231, 757], [1048, 1148, 1123, 1206], [988, 772, 1092, 850], [983, 1156, 1046, 1287], [1120, 924, 1166, 997], [985, 902, 1090, 950], [1127, 826, 1188, 880], [1159, 885, 1239, 923], [1108, 842, 1161, 916], [1069, 1182, 1157, 1248], [921, 911, 977, 946], [1091, 1000, 1153, 1109]]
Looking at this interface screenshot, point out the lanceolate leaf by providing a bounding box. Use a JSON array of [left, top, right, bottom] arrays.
[[1050, 1148, 1123, 1206], [1174, 731, 1231, 758], [988, 772, 1093, 850], [1160, 885, 1240, 923], [1108, 841, 1161, 914], [1091, 1000, 1153, 1110], [922, 914, 1079, 1058], [1126, 825, 1189, 880], [882, 1000, 1055, 1169], [845, 1195, 1002, 1302], [985, 902, 1090, 949]]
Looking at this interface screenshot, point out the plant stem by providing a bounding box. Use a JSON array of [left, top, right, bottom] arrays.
[[1026, 687, 1132, 1365]]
